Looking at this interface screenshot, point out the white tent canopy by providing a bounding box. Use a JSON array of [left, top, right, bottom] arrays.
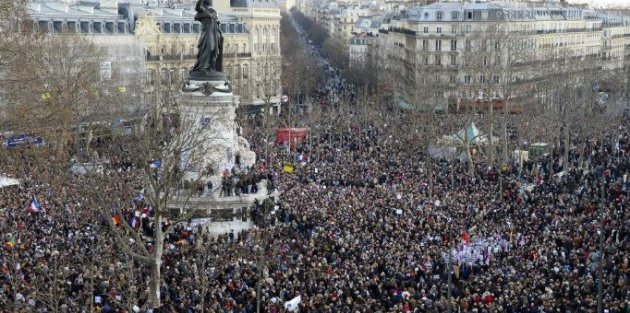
[[438, 122, 498, 146], [0, 176, 20, 188]]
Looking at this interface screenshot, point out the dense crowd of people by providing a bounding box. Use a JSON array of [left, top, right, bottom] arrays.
[[1, 108, 630, 313]]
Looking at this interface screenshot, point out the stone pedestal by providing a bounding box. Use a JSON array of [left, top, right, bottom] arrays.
[[177, 80, 256, 177], [168, 78, 265, 235]]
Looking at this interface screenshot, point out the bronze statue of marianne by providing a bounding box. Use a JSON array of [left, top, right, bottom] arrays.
[[189, 0, 224, 81]]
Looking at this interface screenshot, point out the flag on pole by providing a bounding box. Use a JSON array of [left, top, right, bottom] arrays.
[[133, 193, 144, 202], [28, 198, 40, 213], [462, 231, 470, 244], [5, 238, 15, 250], [112, 215, 122, 225], [284, 295, 301, 312], [130, 217, 139, 229], [150, 160, 161, 169]]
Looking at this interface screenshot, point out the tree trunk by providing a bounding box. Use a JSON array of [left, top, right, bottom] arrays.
[[466, 140, 475, 176], [428, 158, 433, 197], [503, 100, 509, 163], [148, 260, 162, 308], [489, 104, 495, 166], [564, 118, 570, 171], [149, 214, 164, 309]]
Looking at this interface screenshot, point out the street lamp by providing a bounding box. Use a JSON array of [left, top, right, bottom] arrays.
[[438, 212, 454, 313], [592, 81, 608, 313]]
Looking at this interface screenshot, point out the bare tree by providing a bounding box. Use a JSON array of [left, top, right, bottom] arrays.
[[1, 29, 113, 169], [89, 82, 230, 308]]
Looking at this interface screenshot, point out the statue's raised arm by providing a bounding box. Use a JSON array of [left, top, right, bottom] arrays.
[[195, 0, 204, 13]]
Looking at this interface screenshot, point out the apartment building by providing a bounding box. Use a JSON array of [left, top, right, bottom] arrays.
[[374, 1, 630, 110], [349, 35, 368, 67], [597, 12, 630, 71]]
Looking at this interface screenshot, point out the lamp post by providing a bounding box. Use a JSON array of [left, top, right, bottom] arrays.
[[597, 134, 606, 313], [438, 212, 453, 313], [447, 225, 453, 313], [256, 243, 263, 313], [592, 79, 607, 313]]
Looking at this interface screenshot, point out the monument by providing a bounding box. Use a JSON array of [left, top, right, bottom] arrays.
[[170, 0, 271, 236], [182, 0, 230, 93]]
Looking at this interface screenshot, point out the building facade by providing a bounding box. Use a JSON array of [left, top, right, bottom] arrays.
[[299, 0, 630, 110], [374, 1, 630, 110], [348, 35, 367, 67], [29, 0, 283, 114]]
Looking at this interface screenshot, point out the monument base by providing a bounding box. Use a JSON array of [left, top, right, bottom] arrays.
[[169, 76, 262, 234], [189, 69, 226, 82], [182, 79, 231, 95]]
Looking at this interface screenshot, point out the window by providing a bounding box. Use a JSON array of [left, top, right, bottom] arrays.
[[437, 27, 442, 34], [483, 56, 488, 66], [243, 64, 249, 79], [424, 26, 429, 34], [495, 41, 500, 51], [435, 39, 442, 51], [479, 74, 486, 84], [452, 11, 459, 20], [465, 25, 472, 34], [493, 75, 500, 84], [422, 40, 428, 51], [93, 22, 102, 33], [451, 25, 457, 34], [467, 11, 473, 20], [450, 75, 456, 83], [465, 39, 471, 52], [450, 39, 457, 51], [436, 11, 443, 20], [450, 55, 457, 66], [464, 75, 471, 84], [435, 54, 441, 65], [423, 56, 429, 65]]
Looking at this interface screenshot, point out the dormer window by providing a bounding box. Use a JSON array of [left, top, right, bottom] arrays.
[[424, 12, 429, 19], [452, 11, 459, 20], [436, 11, 443, 20]]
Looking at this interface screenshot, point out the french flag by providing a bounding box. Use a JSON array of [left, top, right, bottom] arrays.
[[28, 198, 40, 213], [130, 217, 139, 229]]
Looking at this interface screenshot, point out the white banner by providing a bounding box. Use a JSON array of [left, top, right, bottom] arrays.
[[284, 295, 301, 312]]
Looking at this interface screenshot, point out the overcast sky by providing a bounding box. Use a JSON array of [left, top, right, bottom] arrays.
[[568, 0, 630, 8]]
